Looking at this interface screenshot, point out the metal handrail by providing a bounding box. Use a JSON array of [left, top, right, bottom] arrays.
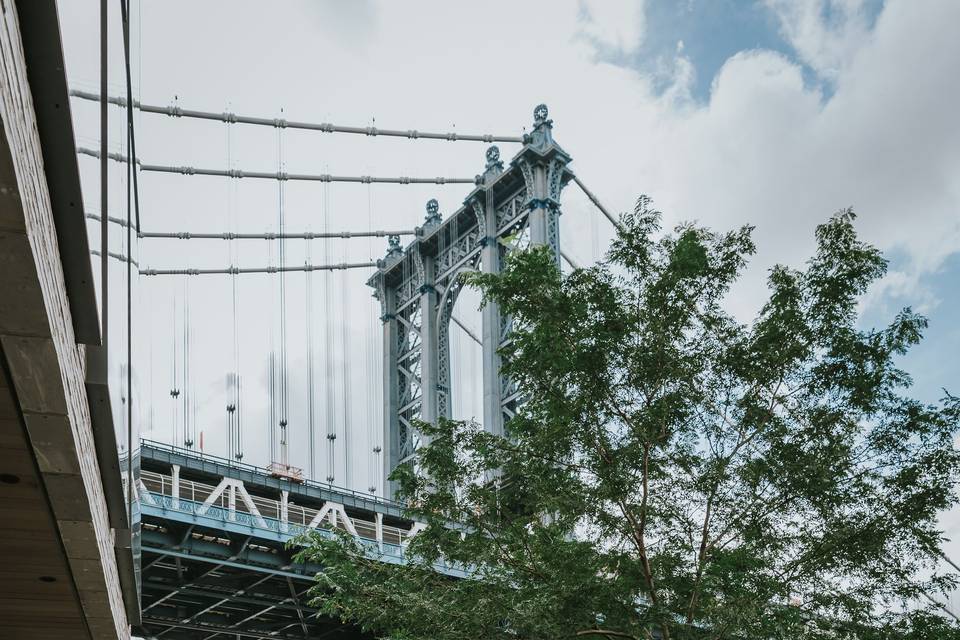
[[140, 469, 409, 546], [140, 438, 403, 508]]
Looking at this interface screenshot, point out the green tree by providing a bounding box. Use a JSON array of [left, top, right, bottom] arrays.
[[296, 199, 960, 640]]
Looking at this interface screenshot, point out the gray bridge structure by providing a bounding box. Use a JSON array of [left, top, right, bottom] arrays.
[[136, 439, 449, 640], [369, 104, 572, 497], [136, 105, 581, 638]]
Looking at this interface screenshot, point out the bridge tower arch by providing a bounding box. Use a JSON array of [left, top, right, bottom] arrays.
[[369, 105, 572, 498]]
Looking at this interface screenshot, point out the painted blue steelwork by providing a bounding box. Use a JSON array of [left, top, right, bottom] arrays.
[[142, 439, 406, 519]]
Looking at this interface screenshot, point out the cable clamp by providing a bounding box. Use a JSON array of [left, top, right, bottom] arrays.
[[273, 118, 287, 129], [408, 130, 419, 139]]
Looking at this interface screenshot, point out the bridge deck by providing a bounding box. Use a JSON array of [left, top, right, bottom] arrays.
[[137, 441, 464, 639]]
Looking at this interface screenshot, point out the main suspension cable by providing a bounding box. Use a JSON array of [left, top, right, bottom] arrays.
[[571, 174, 623, 231], [139, 261, 377, 276], [70, 89, 525, 143], [86, 213, 415, 240], [78, 147, 477, 184], [139, 229, 417, 240]]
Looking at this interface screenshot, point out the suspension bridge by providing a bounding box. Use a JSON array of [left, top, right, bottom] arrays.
[[0, 3, 620, 637], [72, 85, 615, 493], [107, 98, 612, 639]]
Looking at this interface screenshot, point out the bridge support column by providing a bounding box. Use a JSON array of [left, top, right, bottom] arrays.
[[518, 104, 568, 267], [280, 490, 289, 533], [528, 163, 550, 246], [418, 251, 438, 430], [479, 185, 504, 438], [379, 282, 401, 499]]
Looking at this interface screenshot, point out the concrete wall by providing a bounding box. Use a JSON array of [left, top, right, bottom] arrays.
[[0, 1, 130, 637]]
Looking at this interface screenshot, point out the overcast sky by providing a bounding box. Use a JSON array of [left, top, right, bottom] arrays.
[[56, 0, 960, 565]]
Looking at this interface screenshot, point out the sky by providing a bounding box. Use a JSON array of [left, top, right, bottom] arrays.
[[56, 0, 960, 564]]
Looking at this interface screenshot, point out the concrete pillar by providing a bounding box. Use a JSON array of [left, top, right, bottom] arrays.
[[171, 464, 180, 510], [280, 489, 289, 533], [375, 512, 384, 551]]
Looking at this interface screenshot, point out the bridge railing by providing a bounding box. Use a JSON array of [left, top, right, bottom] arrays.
[[141, 438, 403, 508], [141, 470, 411, 546]]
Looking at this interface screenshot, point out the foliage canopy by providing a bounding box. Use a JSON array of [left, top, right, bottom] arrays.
[[297, 200, 960, 640]]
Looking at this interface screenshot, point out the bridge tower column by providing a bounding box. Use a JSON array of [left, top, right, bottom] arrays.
[[375, 271, 401, 499], [474, 150, 506, 437], [416, 206, 442, 427], [516, 104, 568, 265]]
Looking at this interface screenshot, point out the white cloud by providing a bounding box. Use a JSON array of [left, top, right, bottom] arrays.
[[577, 0, 646, 56], [763, 0, 880, 80], [638, 0, 960, 318], [57, 0, 960, 491]]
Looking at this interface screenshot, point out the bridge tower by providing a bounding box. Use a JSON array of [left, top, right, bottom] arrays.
[[368, 105, 572, 498]]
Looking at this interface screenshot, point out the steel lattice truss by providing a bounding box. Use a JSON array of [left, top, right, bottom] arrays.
[[369, 105, 572, 498], [139, 522, 363, 640]]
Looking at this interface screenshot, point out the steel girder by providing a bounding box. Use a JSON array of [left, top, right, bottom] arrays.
[[138, 518, 367, 640]]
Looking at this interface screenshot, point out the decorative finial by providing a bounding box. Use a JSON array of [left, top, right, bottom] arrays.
[[425, 198, 441, 225], [387, 234, 402, 256], [534, 103, 549, 125], [484, 145, 504, 176]]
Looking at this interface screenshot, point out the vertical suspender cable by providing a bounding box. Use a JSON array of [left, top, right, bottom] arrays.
[[123, 22, 134, 532], [341, 227, 351, 487], [278, 115, 289, 467], [324, 179, 335, 483], [307, 235, 316, 480], [226, 107, 239, 461], [184, 276, 193, 448], [268, 197, 276, 463], [366, 185, 373, 493], [366, 184, 376, 493], [100, 0, 109, 412], [170, 291, 179, 445]]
